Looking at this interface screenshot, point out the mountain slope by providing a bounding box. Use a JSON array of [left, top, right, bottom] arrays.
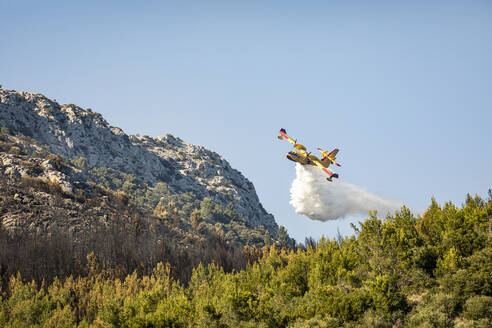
[[0, 88, 279, 243]]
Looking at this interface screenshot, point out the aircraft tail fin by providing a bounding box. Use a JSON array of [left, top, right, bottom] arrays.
[[317, 147, 329, 157]]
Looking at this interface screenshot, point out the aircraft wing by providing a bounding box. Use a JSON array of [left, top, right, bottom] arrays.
[[278, 128, 307, 152]]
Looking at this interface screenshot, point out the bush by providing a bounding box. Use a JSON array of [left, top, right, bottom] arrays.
[[72, 156, 89, 171], [360, 310, 392, 328], [33, 144, 51, 158], [21, 160, 43, 175], [407, 292, 457, 328], [20, 176, 65, 196], [47, 154, 67, 171], [289, 315, 339, 328], [463, 295, 492, 321], [8, 145, 22, 155], [0, 126, 11, 135]]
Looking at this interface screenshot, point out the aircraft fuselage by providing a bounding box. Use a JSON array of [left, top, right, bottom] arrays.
[[286, 151, 320, 166]]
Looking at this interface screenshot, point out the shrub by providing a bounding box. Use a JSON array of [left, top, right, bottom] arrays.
[[463, 295, 492, 321], [33, 145, 51, 158], [360, 310, 392, 328], [21, 160, 43, 175], [289, 315, 339, 328], [407, 292, 457, 328], [8, 145, 21, 155], [47, 154, 67, 171], [72, 156, 89, 171], [0, 126, 11, 135], [20, 176, 65, 196]]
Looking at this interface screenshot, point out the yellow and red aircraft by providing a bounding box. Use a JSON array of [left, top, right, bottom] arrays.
[[277, 128, 341, 181]]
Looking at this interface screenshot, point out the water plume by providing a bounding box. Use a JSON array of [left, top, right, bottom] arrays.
[[290, 164, 400, 221]]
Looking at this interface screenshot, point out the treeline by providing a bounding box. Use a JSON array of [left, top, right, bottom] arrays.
[[0, 222, 256, 290], [0, 193, 490, 327]]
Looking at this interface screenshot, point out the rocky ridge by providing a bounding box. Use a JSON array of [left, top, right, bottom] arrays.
[[0, 89, 277, 234]]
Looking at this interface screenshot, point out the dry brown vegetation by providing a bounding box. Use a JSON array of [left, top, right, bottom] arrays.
[[0, 172, 260, 287]]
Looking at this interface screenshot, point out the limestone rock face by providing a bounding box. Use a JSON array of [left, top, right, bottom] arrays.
[[0, 89, 277, 233]]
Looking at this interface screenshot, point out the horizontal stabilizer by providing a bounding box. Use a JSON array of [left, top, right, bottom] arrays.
[[327, 149, 339, 158], [318, 148, 341, 166]]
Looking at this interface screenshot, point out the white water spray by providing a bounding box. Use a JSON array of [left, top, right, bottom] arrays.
[[290, 164, 400, 221]]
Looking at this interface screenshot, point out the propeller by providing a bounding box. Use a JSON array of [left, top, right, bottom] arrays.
[[305, 151, 312, 163]]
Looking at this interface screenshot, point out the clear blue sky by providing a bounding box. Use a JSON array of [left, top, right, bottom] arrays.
[[2, 1, 491, 242]]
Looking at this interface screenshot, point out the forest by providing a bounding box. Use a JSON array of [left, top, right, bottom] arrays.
[[0, 192, 490, 327]]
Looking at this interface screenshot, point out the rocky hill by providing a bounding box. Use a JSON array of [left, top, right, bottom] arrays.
[[0, 88, 279, 245]]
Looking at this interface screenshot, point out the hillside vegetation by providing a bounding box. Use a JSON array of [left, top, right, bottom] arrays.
[[0, 88, 490, 326], [0, 126, 289, 286], [1, 193, 490, 327]]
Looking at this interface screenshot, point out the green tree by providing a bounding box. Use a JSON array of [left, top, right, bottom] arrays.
[[277, 225, 290, 248]]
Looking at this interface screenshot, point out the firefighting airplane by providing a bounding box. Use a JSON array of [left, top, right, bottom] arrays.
[[277, 128, 341, 181]]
